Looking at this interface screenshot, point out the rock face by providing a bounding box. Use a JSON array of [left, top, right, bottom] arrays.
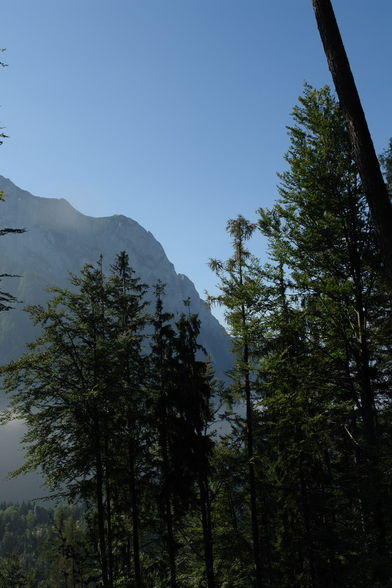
[[0, 176, 231, 373], [0, 176, 232, 500]]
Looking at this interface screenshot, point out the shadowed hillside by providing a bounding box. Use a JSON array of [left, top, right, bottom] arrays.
[[0, 176, 232, 501]]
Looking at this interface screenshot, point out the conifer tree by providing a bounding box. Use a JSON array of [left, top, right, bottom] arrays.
[[257, 85, 392, 584], [1, 255, 149, 587], [149, 283, 179, 588], [149, 287, 217, 587], [173, 305, 215, 588], [209, 216, 264, 587], [107, 252, 148, 586]]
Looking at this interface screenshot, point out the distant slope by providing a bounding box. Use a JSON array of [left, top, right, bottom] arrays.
[[0, 176, 231, 374], [0, 176, 232, 500]]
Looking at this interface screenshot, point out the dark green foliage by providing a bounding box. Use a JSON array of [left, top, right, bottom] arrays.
[[1, 255, 217, 587], [1, 254, 150, 586], [0, 502, 94, 586], [253, 85, 392, 586], [147, 286, 216, 587], [2, 85, 392, 587], [206, 85, 392, 586], [209, 216, 264, 587]]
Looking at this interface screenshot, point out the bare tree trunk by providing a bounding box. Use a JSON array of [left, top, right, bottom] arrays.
[[198, 470, 215, 588], [311, 0, 392, 287], [299, 457, 317, 588], [104, 437, 114, 588], [160, 401, 177, 588], [237, 228, 263, 588], [243, 323, 263, 588], [95, 437, 110, 588], [129, 437, 143, 588]]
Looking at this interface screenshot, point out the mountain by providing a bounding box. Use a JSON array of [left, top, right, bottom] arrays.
[[0, 176, 232, 500]]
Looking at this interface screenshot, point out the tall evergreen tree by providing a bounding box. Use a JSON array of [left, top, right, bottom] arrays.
[[107, 252, 148, 586], [1, 255, 149, 587], [149, 283, 179, 588], [173, 305, 215, 588], [257, 84, 392, 584], [149, 286, 217, 587], [209, 216, 264, 587]]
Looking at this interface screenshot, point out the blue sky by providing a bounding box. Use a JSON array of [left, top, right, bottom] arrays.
[[1, 1, 391, 322]]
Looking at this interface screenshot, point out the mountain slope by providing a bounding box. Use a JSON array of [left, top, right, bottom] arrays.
[[0, 176, 231, 373], [0, 176, 232, 500]]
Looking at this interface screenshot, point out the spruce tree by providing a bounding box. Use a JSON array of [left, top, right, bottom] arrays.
[[209, 216, 264, 587], [1, 255, 149, 587], [257, 84, 392, 584], [173, 305, 215, 588], [149, 287, 217, 587], [149, 283, 179, 588], [107, 251, 148, 586]]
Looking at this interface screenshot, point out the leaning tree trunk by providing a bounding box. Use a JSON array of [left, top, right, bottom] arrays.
[[311, 0, 392, 288]]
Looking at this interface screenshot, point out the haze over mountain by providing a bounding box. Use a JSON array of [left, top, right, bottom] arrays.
[[0, 175, 232, 500]]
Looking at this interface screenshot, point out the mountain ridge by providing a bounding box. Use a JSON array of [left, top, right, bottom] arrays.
[[0, 176, 232, 501], [0, 175, 231, 375]]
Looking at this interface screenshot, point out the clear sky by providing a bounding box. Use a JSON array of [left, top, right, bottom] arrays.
[[1, 1, 391, 322]]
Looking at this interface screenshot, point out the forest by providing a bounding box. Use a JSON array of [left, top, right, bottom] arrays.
[[0, 84, 392, 587]]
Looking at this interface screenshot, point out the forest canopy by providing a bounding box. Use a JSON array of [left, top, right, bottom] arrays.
[[1, 86, 392, 587]]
